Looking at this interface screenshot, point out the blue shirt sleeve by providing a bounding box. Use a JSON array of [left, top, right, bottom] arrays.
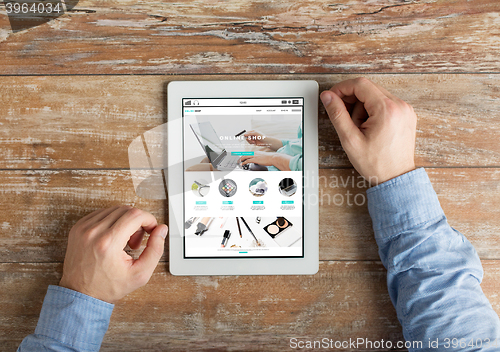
[[367, 168, 500, 351], [18, 285, 114, 352]]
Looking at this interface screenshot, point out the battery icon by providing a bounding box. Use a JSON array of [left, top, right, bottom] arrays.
[[292, 100, 299, 104]]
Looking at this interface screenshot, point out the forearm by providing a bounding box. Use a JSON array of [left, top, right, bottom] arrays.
[[368, 168, 500, 350], [271, 153, 292, 171], [265, 136, 284, 151], [18, 285, 113, 352]]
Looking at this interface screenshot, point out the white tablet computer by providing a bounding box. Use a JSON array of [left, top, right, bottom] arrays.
[[167, 80, 318, 275]]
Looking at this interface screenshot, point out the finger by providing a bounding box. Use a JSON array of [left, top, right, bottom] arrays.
[[330, 78, 387, 116], [96, 205, 133, 231], [370, 80, 398, 101], [245, 137, 257, 144], [351, 100, 369, 128], [320, 91, 363, 143], [76, 205, 122, 233], [132, 224, 168, 280], [127, 228, 146, 250], [109, 208, 158, 247], [339, 94, 358, 106], [76, 207, 112, 226], [85, 205, 122, 225], [78, 208, 105, 223]]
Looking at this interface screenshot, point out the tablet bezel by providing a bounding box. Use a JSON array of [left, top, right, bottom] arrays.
[[167, 80, 319, 275]]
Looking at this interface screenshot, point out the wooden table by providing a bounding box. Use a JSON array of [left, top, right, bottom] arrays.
[[1, 1, 500, 351]]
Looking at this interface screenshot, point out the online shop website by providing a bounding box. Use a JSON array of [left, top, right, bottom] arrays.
[[182, 97, 304, 258]]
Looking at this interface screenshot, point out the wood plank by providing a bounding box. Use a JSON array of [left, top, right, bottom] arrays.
[[0, 75, 166, 169], [0, 169, 167, 263], [1, 261, 499, 351], [1, 168, 499, 263], [1, 74, 500, 169], [320, 167, 500, 261], [0, 261, 407, 351], [1, 0, 500, 74]]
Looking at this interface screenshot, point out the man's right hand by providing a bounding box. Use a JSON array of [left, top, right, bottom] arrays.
[[59, 206, 168, 304], [320, 77, 417, 186]]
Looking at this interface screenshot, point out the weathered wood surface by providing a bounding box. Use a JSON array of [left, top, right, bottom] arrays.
[[0, 167, 498, 263], [0, 169, 166, 263], [1, 261, 499, 351], [1, 0, 500, 74], [1, 0, 499, 350], [1, 74, 500, 170]]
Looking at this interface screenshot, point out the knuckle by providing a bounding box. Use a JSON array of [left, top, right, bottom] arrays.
[[329, 107, 343, 122], [383, 98, 399, 117], [126, 207, 143, 218], [84, 224, 101, 238], [95, 236, 112, 254], [151, 241, 165, 258], [407, 102, 416, 114], [400, 101, 417, 119], [399, 100, 410, 110], [73, 217, 85, 228], [69, 221, 81, 235], [354, 77, 370, 86]]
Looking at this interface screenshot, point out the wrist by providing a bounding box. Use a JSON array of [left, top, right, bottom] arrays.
[[58, 277, 89, 300], [59, 277, 109, 303], [271, 153, 292, 171], [58, 276, 76, 292], [369, 162, 416, 187], [273, 138, 284, 150]]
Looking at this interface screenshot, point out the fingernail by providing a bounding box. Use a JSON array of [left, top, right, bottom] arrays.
[[320, 92, 332, 107], [159, 225, 168, 239]]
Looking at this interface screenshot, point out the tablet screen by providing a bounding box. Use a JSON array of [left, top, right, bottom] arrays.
[[182, 97, 304, 258]]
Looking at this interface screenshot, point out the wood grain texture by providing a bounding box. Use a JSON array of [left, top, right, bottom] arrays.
[[1, 0, 500, 74], [0, 169, 166, 263], [1, 74, 499, 169], [0, 167, 498, 263], [2, 261, 499, 351], [1, 0, 499, 349]]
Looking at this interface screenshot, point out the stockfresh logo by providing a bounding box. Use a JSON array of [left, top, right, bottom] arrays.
[[4, 0, 79, 32]]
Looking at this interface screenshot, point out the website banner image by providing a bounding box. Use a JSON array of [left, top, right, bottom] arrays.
[[182, 98, 304, 258]]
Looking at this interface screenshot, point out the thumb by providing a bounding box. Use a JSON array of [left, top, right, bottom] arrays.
[[133, 224, 167, 280], [320, 91, 362, 143]]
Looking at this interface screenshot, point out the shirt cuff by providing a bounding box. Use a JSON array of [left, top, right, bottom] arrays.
[[366, 168, 445, 242], [35, 285, 114, 352]]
